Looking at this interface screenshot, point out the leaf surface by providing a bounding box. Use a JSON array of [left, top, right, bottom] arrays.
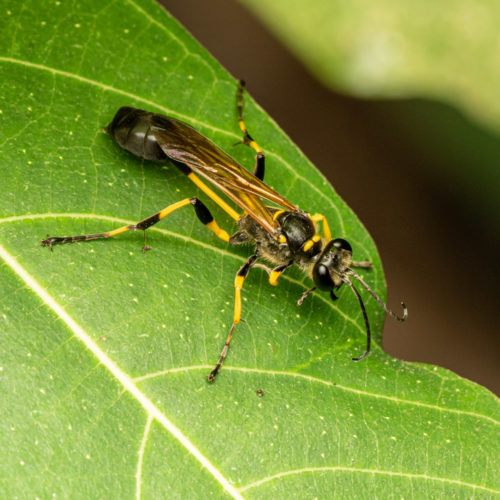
[[0, 1, 498, 498]]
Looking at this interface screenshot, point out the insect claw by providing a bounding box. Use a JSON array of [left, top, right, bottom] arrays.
[[41, 235, 54, 251], [207, 369, 218, 383], [142, 245, 152, 253]]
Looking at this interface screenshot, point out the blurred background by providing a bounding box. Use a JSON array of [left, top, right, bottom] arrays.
[[162, 0, 499, 394]]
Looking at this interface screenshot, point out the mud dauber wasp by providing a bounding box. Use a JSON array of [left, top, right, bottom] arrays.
[[42, 81, 407, 382]]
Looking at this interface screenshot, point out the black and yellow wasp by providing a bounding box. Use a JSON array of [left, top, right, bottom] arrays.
[[42, 81, 407, 382]]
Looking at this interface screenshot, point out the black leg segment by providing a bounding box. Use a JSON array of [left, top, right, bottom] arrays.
[[42, 197, 231, 250], [237, 80, 266, 181], [208, 251, 259, 382]]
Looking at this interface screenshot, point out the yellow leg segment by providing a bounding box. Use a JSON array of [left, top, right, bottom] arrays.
[[237, 80, 267, 182], [206, 220, 230, 242], [311, 213, 332, 241], [268, 262, 292, 286], [234, 275, 244, 324], [42, 197, 230, 249], [207, 252, 259, 382], [269, 270, 281, 286], [237, 81, 263, 155], [157, 198, 191, 219], [107, 225, 131, 237], [80, 198, 193, 240], [187, 172, 239, 221]]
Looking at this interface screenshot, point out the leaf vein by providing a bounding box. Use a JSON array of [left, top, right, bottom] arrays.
[[0, 212, 365, 335], [133, 365, 499, 426], [136, 414, 153, 500], [238, 466, 500, 494], [0, 56, 352, 241], [0, 243, 243, 500]]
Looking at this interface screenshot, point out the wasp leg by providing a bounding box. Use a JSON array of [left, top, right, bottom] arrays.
[[173, 163, 240, 222], [268, 261, 292, 286], [310, 213, 332, 242], [351, 260, 373, 269], [41, 198, 230, 250], [208, 252, 259, 382], [237, 80, 265, 181]]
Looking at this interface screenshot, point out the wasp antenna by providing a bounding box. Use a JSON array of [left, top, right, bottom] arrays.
[[343, 276, 370, 361], [346, 269, 408, 322]]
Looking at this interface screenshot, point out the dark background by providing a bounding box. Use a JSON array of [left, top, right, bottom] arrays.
[[162, 0, 499, 395]]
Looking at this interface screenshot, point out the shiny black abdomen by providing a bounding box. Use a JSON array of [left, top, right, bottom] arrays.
[[106, 107, 167, 161]]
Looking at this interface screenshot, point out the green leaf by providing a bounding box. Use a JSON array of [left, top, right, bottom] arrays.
[[239, 0, 500, 134], [0, 1, 498, 499]]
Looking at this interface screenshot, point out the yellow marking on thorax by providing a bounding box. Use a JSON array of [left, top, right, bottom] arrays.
[[303, 240, 313, 252], [273, 210, 285, 221], [303, 234, 321, 252]]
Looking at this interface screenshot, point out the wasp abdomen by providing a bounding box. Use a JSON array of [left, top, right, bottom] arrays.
[[106, 107, 166, 162]]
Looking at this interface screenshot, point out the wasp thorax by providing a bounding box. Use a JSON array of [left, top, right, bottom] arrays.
[[312, 238, 353, 290], [279, 212, 316, 253]]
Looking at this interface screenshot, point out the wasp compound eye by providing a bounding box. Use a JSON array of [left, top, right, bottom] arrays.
[[332, 238, 352, 253], [313, 263, 334, 290]]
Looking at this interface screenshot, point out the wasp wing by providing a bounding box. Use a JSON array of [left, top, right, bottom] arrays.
[[150, 114, 297, 235]]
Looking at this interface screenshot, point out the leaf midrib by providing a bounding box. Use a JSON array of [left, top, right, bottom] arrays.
[[0, 241, 244, 500], [0, 242, 496, 497]]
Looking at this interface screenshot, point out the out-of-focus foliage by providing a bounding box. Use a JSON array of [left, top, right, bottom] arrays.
[[239, 0, 500, 236], [240, 0, 500, 134]]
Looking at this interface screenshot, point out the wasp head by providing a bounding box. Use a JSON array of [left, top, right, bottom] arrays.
[[304, 237, 407, 361], [312, 238, 353, 291]]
